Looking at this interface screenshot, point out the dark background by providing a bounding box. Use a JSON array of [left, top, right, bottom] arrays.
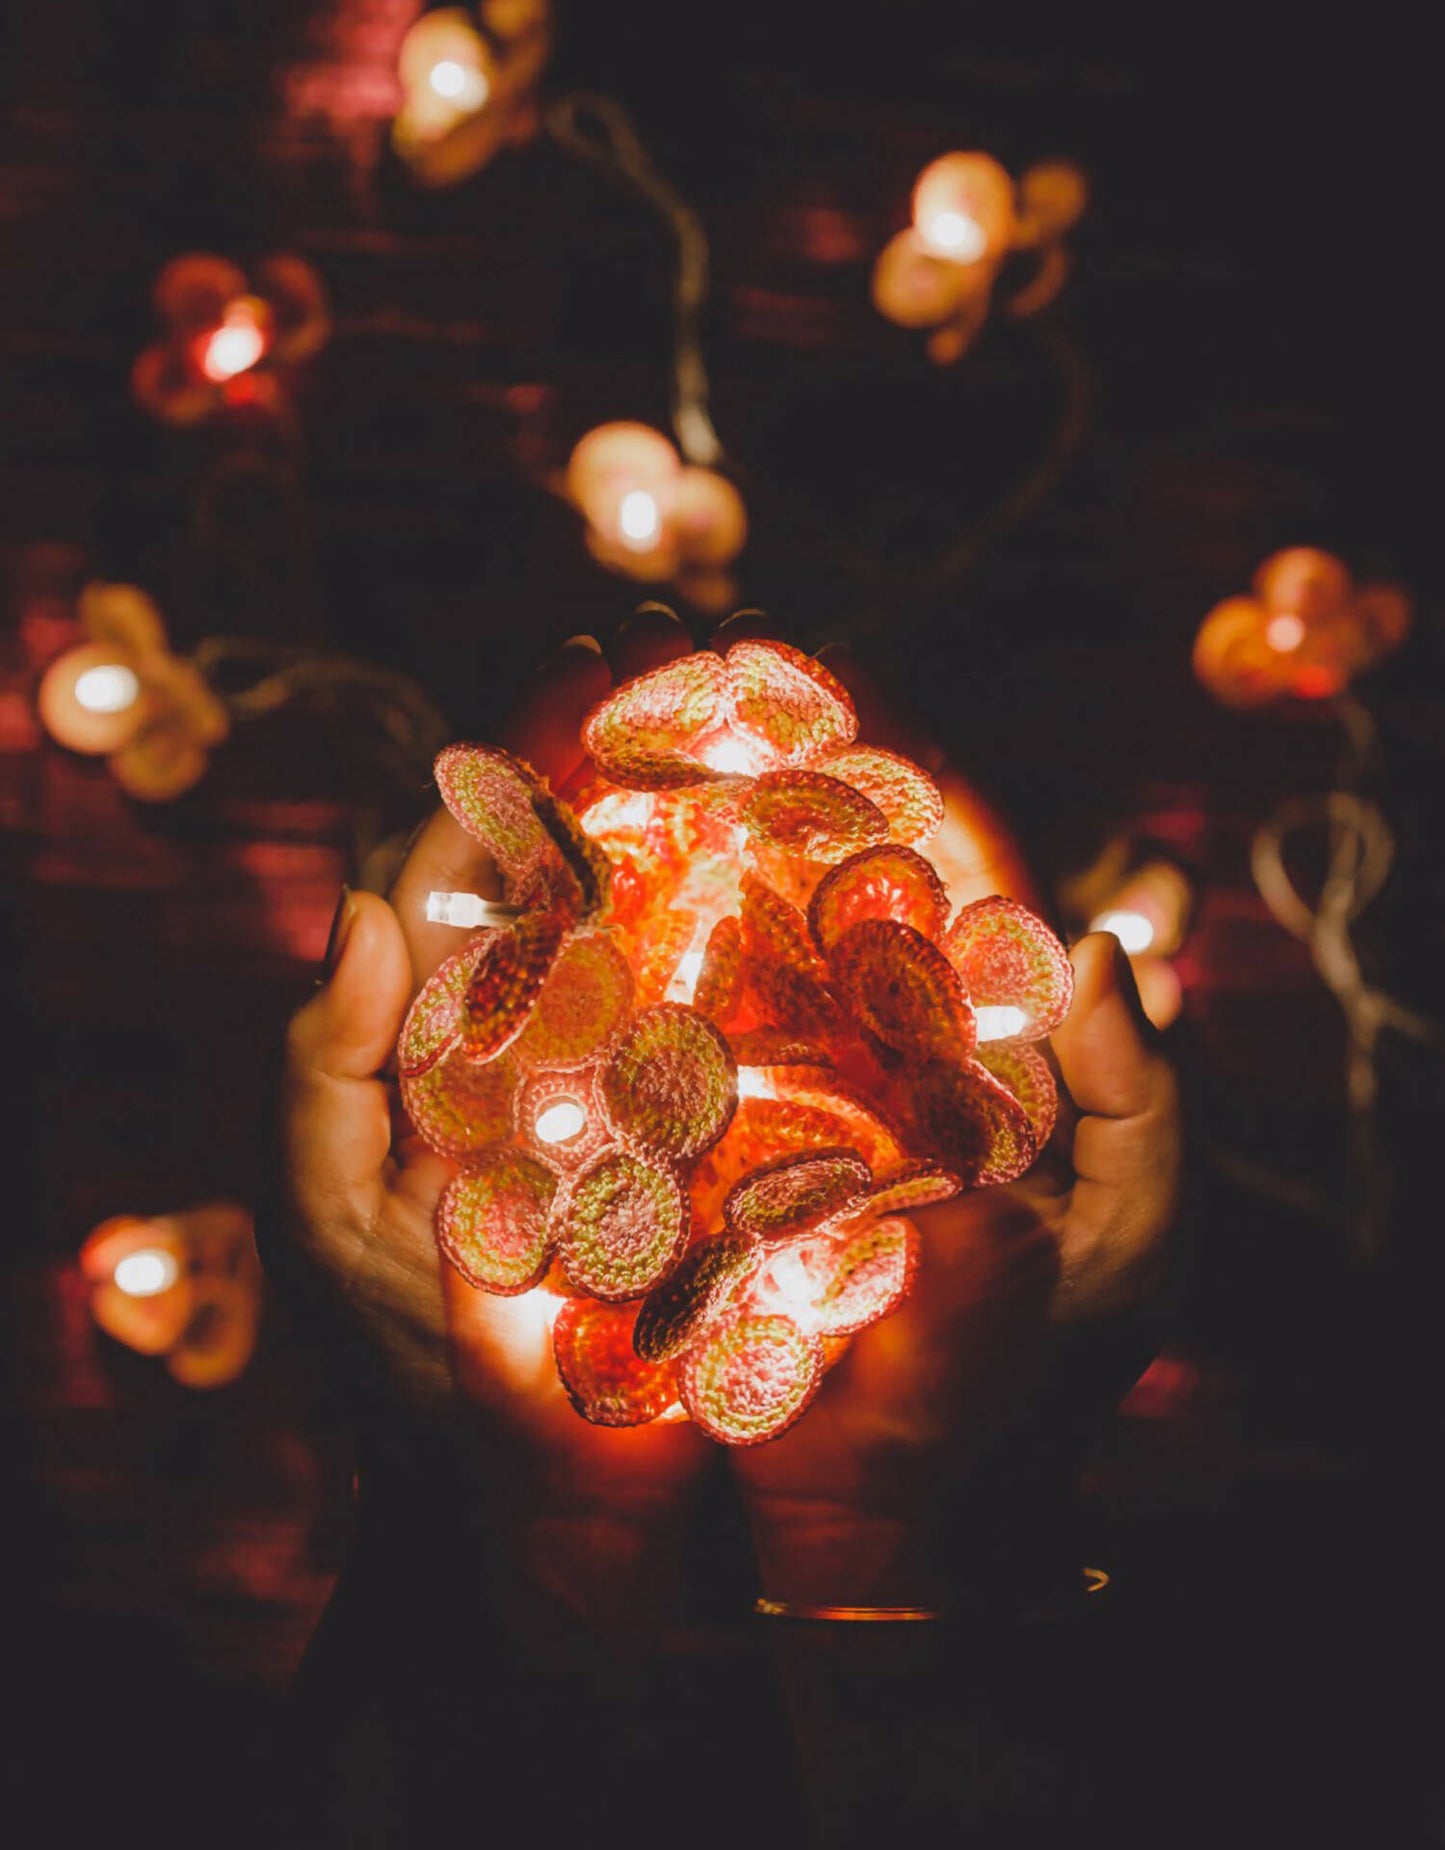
[[1, 3, 1438, 1842]]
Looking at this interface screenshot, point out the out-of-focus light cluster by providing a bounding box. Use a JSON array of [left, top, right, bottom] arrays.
[[392, 1, 552, 185], [1193, 548, 1411, 709], [36, 582, 229, 799], [873, 152, 1087, 363], [564, 423, 747, 612], [131, 253, 330, 427], [1064, 841, 1195, 1030], [398, 632, 1075, 1443], [80, 1204, 263, 1389]]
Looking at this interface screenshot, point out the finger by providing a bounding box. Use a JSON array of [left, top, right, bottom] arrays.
[[497, 633, 613, 789], [606, 601, 694, 681], [709, 607, 785, 650], [391, 636, 614, 987], [1049, 934, 1183, 1314], [282, 891, 413, 1232], [818, 640, 1038, 907]]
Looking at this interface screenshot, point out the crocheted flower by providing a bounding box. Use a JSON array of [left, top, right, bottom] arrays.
[[1193, 548, 1411, 709], [131, 252, 330, 427], [399, 635, 1072, 1442], [81, 1203, 262, 1389], [392, 0, 551, 186], [564, 424, 747, 614], [36, 582, 229, 799], [873, 153, 1086, 364]]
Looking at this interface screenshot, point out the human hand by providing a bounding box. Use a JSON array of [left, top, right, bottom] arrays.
[[725, 639, 1184, 1609], [273, 613, 721, 1635]]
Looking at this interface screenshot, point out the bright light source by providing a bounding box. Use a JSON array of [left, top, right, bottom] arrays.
[[618, 489, 661, 549], [113, 1249, 179, 1298], [1091, 908, 1155, 955], [430, 59, 467, 97], [737, 1069, 775, 1100], [428, 57, 488, 108], [671, 948, 705, 1001], [73, 663, 140, 715], [534, 1099, 586, 1144], [758, 1249, 821, 1322], [426, 890, 520, 928], [975, 1004, 1027, 1042], [1265, 612, 1306, 652], [201, 311, 266, 382], [700, 733, 759, 775], [923, 209, 986, 262]]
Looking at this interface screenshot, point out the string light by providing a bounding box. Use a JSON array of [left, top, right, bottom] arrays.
[[1090, 908, 1156, 956], [199, 301, 268, 382], [113, 1248, 180, 1297], [874, 152, 1087, 363], [400, 635, 1075, 1441], [392, 2, 552, 186], [1194, 548, 1411, 709]]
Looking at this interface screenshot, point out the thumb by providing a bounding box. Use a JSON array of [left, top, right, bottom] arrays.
[[281, 890, 414, 1236]]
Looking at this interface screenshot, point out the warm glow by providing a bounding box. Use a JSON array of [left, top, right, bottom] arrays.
[[1265, 612, 1306, 652], [757, 1249, 822, 1324], [426, 889, 520, 928], [534, 1098, 586, 1144], [113, 1248, 179, 1298], [617, 489, 662, 549], [201, 307, 266, 382], [737, 1069, 775, 1099], [673, 948, 705, 998], [73, 663, 140, 715], [923, 209, 986, 262], [700, 732, 762, 775], [975, 1004, 1028, 1042], [1091, 908, 1156, 955], [428, 57, 489, 108]]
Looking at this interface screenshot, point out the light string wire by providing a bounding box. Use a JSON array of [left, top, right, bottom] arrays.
[[1247, 693, 1442, 1260], [545, 92, 722, 467]]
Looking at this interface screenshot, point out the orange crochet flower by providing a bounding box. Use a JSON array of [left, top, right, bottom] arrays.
[[1193, 548, 1411, 709], [873, 153, 1086, 363], [131, 252, 330, 427], [565, 424, 747, 613], [81, 1204, 262, 1389], [36, 582, 229, 799], [392, 0, 551, 185], [400, 635, 1073, 1443]]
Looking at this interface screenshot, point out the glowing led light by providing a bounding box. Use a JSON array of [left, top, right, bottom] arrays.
[[1265, 612, 1306, 652], [737, 1069, 775, 1100], [430, 59, 467, 96], [975, 1004, 1028, 1042], [924, 209, 986, 262], [113, 1249, 179, 1298], [426, 890, 522, 928], [201, 310, 266, 382], [758, 1249, 822, 1324], [73, 663, 140, 715], [534, 1099, 586, 1144], [700, 733, 759, 775], [617, 489, 661, 549], [1091, 909, 1156, 955], [671, 948, 705, 1000]]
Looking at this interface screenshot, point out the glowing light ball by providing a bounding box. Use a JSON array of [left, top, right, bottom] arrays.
[[565, 424, 747, 613], [131, 253, 330, 427], [36, 582, 229, 799], [400, 634, 1073, 1443], [1193, 548, 1411, 709], [392, 0, 552, 186], [80, 1204, 262, 1388], [873, 152, 1087, 364]]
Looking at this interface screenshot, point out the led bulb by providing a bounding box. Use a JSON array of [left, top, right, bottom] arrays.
[[73, 663, 140, 715], [617, 489, 661, 549], [923, 209, 986, 262], [1091, 908, 1155, 955], [201, 307, 266, 382], [534, 1099, 586, 1144], [1265, 612, 1306, 653], [113, 1249, 179, 1298], [975, 1004, 1028, 1042]]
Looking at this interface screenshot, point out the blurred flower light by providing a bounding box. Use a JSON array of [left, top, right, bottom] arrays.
[[392, 1, 552, 185]]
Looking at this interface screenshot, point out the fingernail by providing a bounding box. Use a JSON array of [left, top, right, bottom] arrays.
[[559, 634, 603, 654], [324, 885, 357, 975]]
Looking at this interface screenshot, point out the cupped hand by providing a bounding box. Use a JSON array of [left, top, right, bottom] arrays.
[[725, 636, 1184, 1608]]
